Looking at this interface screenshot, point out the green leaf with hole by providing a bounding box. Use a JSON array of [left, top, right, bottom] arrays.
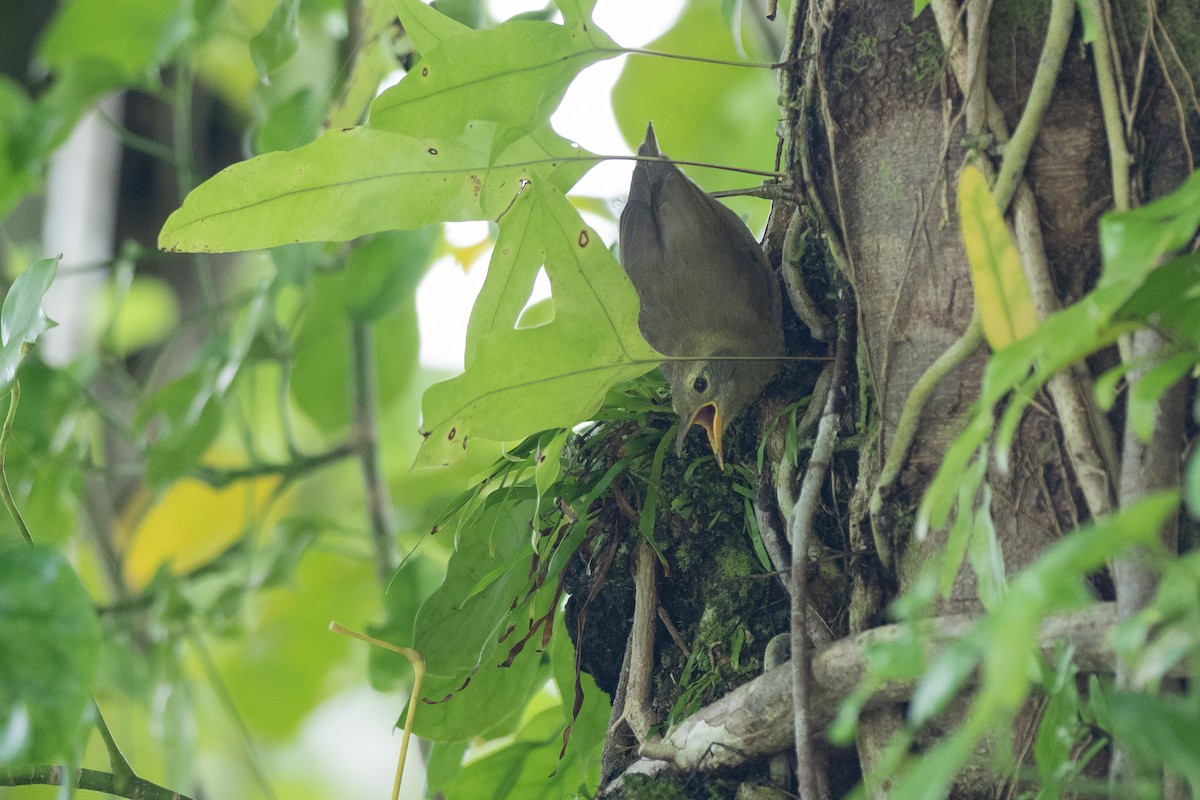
[[414, 181, 658, 469], [958, 164, 1038, 349], [0, 545, 101, 765], [158, 123, 595, 253], [368, 15, 618, 147], [0, 256, 58, 397]]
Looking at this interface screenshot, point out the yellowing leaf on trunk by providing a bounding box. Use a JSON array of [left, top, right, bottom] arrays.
[[958, 164, 1038, 349]]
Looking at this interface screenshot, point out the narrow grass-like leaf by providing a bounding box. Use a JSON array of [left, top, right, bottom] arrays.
[[414, 181, 659, 469], [957, 164, 1038, 349]]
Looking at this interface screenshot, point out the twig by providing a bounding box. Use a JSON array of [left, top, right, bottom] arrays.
[[170, 62, 219, 336], [351, 323, 397, 584], [0, 381, 32, 544], [190, 441, 359, 488], [789, 297, 852, 800], [612, 537, 659, 744], [0, 765, 194, 800]]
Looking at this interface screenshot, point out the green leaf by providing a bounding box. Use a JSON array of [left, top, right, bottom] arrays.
[[1127, 350, 1194, 443], [913, 0, 932, 17], [413, 499, 534, 679], [407, 498, 546, 740], [392, 0, 471, 53], [343, 228, 438, 323], [1099, 169, 1200, 288], [291, 268, 419, 431], [1189, 395, 1200, 517], [367, 17, 618, 146], [897, 493, 1179, 797], [957, 164, 1038, 349], [1107, 692, 1200, 786], [37, 0, 190, 83], [0, 256, 59, 396], [1116, 252, 1200, 346], [158, 123, 595, 253], [250, 0, 301, 77], [1074, 0, 1097, 42], [0, 545, 101, 765], [414, 181, 658, 469], [553, 0, 600, 28]]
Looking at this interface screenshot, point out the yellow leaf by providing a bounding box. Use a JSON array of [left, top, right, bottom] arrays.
[[957, 164, 1038, 348], [119, 450, 285, 591]]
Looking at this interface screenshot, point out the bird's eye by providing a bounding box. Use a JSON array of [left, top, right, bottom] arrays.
[[692, 375, 709, 394]]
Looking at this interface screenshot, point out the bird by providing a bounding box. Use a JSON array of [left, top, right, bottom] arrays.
[[619, 122, 784, 467]]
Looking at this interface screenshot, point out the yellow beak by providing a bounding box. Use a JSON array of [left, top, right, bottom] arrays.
[[683, 402, 724, 469]]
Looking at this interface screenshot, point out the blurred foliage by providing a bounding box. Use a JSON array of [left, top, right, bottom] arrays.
[[1, 0, 1198, 798]]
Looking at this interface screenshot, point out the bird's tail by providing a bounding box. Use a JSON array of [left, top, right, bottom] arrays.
[[638, 121, 661, 158]]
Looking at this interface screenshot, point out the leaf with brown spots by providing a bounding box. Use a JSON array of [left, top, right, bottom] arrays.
[[414, 181, 659, 469]]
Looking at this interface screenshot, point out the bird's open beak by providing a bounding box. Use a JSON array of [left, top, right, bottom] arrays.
[[678, 403, 725, 468]]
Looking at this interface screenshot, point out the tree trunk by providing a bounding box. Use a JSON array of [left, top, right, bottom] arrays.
[[598, 0, 1197, 797]]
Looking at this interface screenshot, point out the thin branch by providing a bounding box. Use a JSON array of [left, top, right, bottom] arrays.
[[0, 765, 194, 800], [170, 62, 220, 337], [351, 323, 397, 584], [189, 441, 359, 488], [789, 296, 852, 800]]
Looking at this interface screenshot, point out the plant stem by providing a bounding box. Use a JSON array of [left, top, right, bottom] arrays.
[[190, 441, 359, 488], [0, 765, 195, 800], [992, 0, 1075, 210], [350, 323, 396, 584], [0, 381, 32, 545]]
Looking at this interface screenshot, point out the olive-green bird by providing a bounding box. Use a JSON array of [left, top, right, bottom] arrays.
[[620, 122, 784, 466]]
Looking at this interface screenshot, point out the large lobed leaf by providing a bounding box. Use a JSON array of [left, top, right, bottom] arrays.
[[371, 5, 618, 147], [414, 181, 659, 469], [158, 124, 594, 253]]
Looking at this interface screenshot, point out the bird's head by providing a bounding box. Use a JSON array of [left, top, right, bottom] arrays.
[[672, 356, 776, 468]]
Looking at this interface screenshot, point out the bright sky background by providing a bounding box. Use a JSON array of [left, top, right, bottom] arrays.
[[415, 0, 686, 371]]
